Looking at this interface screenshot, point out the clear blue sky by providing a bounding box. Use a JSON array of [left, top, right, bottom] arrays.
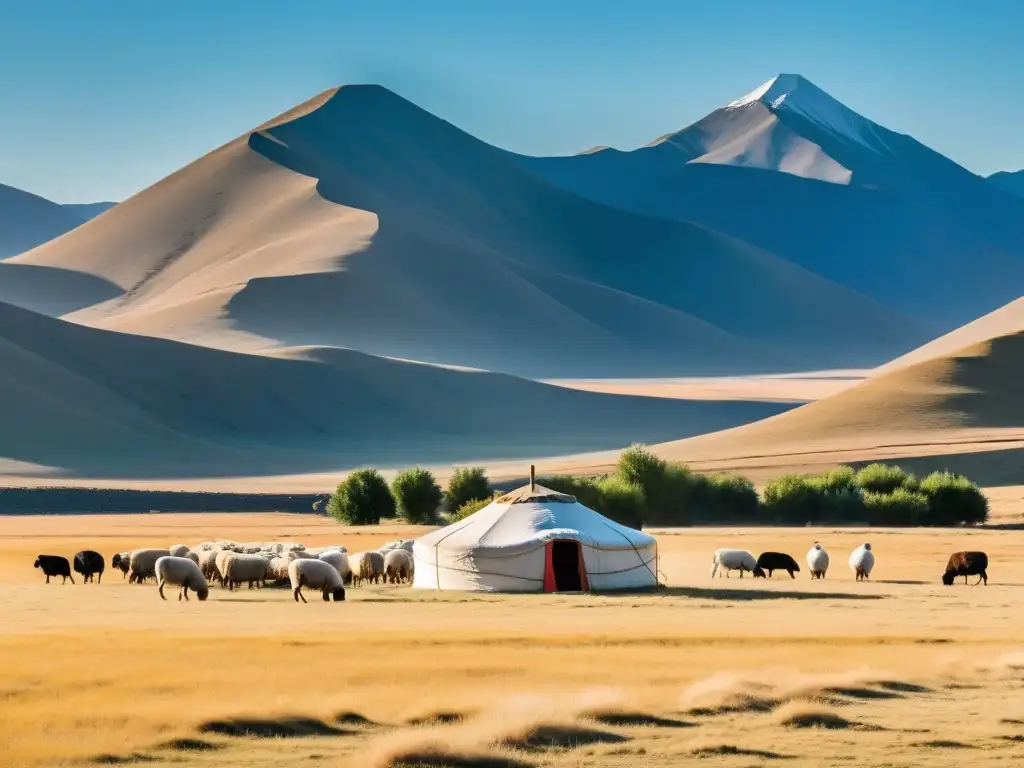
[[3, 0, 1023, 202]]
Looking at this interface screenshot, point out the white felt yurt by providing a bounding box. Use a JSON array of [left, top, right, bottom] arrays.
[[413, 479, 658, 592]]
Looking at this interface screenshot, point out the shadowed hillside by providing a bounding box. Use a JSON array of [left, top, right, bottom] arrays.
[[0, 301, 791, 479]]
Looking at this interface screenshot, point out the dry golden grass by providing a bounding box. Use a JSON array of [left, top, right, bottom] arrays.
[[2, 513, 1024, 766]]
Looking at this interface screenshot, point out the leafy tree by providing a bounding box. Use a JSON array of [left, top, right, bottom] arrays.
[[919, 471, 988, 525], [328, 469, 395, 525], [856, 463, 917, 494], [391, 467, 444, 524], [594, 476, 645, 529], [446, 467, 491, 512], [451, 496, 493, 521]]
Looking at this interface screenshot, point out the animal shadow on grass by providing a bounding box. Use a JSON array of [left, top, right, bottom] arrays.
[[499, 724, 628, 752], [199, 716, 358, 738], [660, 586, 884, 602], [777, 710, 882, 731], [691, 744, 792, 760], [585, 710, 695, 728]]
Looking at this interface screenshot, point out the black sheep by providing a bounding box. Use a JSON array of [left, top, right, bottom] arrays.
[[33, 555, 74, 584], [942, 551, 988, 586], [73, 550, 105, 583], [755, 552, 801, 579]]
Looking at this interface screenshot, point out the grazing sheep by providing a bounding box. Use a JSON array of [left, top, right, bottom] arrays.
[[849, 543, 875, 581], [168, 544, 191, 558], [806, 542, 830, 579], [318, 550, 352, 583], [710, 549, 764, 578], [154, 556, 210, 601], [185, 551, 200, 565], [379, 539, 415, 554], [111, 552, 131, 579], [222, 553, 269, 591], [755, 552, 801, 579], [384, 549, 414, 584], [214, 549, 237, 586], [73, 550, 105, 583], [128, 548, 171, 584], [34, 555, 74, 584], [197, 549, 221, 582], [942, 551, 989, 586], [288, 558, 346, 603], [349, 551, 385, 586]]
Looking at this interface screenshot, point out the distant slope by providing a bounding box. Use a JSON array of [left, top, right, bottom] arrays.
[[0, 182, 84, 258], [64, 201, 117, 221], [651, 327, 1024, 482], [11, 85, 928, 376], [517, 74, 1024, 333], [0, 301, 792, 479], [989, 169, 1024, 199], [878, 296, 1024, 372]]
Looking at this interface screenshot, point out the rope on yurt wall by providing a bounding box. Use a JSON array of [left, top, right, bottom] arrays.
[[596, 520, 659, 584]]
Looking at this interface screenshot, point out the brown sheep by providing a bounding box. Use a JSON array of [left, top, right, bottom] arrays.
[[942, 551, 988, 586]]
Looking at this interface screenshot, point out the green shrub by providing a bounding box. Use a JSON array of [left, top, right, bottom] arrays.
[[537, 475, 603, 510], [617, 444, 667, 490], [446, 467, 491, 512], [856, 463, 917, 494], [328, 469, 396, 525], [709, 474, 761, 522], [390, 467, 443, 524], [815, 466, 858, 495], [593, 476, 646, 529], [762, 475, 827, 524], [919, 471, 988, 525], [450, 496, 493, 521], [863, 488, 929, 526]]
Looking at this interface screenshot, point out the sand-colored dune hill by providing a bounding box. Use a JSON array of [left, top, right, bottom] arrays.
[[653, 326, 1024, 484], [0, 183, 86, 259], [0, 300, 791, 479], [10, 85, 928, 377]]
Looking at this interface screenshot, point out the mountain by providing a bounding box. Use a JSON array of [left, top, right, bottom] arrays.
[[517, 74, 1024, 334], [64, 201, 118, 221], [0, 300, 790, 479], [0, 182, 85, 258], [989, 169, 1024, 198], [9, 85, 927, 377]]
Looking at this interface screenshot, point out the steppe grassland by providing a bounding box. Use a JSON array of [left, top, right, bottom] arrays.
[[1, 513, 1023, 767]]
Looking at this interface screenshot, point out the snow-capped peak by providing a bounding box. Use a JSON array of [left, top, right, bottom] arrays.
[[726, 74, 885, 151]]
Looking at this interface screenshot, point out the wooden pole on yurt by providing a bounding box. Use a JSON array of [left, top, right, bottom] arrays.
[[530, 464, 535, 491]]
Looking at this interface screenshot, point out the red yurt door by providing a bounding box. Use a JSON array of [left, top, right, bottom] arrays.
[[543, 540, 589, 592]]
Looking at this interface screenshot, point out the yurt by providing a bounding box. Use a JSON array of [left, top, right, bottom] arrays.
[[413, 478, 658, 592]]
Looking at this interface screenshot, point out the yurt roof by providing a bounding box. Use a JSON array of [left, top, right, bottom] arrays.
[[415, 483, 655, 556]]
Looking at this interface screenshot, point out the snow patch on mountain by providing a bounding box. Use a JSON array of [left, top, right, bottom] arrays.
[[728, 74, 888, 152]]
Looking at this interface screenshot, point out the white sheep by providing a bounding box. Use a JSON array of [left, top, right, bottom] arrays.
[[318, 550, 352, 583], [849, 543, 875, 581], [379, 539, 415, 554], [288, 558, 346, 603], [807, 542, 830, 580], [155, 556, 210, 601], [710, 549, 763, 578], [384, 549, 413, 584], [349, 551, 384, 586], [222, 553, 269, 591], [128, 548, 171, 584], [197, 549, 221, 582], [112, 552, 132, 579], [214, 549, 237, 585], [168, 544, 191, 558]]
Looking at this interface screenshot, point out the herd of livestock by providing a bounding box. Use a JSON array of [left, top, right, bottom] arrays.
[[31, 539, 991, 598], [32, 539, 415, 602], [711, 542, 990, 585]]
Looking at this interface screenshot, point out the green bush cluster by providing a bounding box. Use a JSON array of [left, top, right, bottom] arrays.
[[326, 451, 988, 529]]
